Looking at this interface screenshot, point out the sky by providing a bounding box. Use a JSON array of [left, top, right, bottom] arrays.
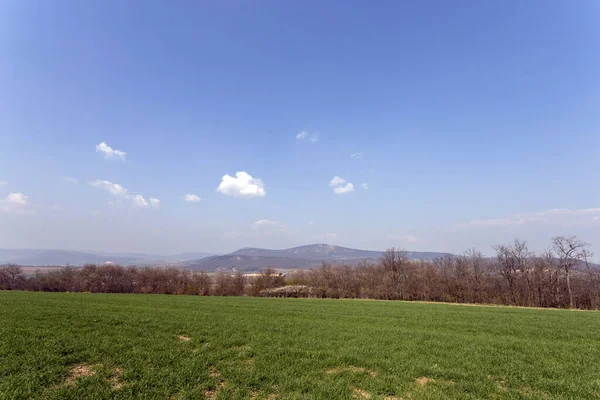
[[1, 1, 599, 257]]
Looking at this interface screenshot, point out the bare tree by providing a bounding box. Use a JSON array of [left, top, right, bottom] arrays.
[[380, 248, 409, 299], [493, 244, 519, 304], [0, 265, 24, 290], [493, 239, 533, 305], [513, 239, 534, 306], [552, 236, 593, 308], [463, 249, 486, 303], [532, 250, 554, 307]]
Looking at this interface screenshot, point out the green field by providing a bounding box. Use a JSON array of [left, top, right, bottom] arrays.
[[1, 292, 599, 399]]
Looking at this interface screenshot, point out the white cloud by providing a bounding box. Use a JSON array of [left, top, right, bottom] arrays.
[[127, 194, 159, 209], [296, 131, 308, 140], [388, 234, 420, 243], [89, 180, 128, 196], [0, 181, 7, 186], [6, 192, 27, 205], [184, 194, 201, 202], [296, 130, 318, 142], [217, 171, 266, 198], [63, 176, 77, 183], [333, 183, 354, 195], [130, 194, 149, 208], [89, 180, 157, 209], [329, 176, 354, 194], [455, 207, 600, 229], [308, 220, 314, 226], [329, 176, 346, 186], [0, 192, 28, 213], [95, 142, 126, 160], [361, 183, 369, 190], [150, 197, 160, 208], [350, 152, 363, 160]]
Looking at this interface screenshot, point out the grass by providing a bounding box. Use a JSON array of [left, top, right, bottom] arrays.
[[1, 292, 600, 399]]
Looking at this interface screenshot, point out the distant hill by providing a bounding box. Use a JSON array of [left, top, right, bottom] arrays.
[[230, 244, 383, 260], [0, 249, 215, 267], [185, 244, 453, 271]]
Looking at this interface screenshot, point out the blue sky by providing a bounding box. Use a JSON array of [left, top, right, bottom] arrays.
[[1, 1, 599, 256]]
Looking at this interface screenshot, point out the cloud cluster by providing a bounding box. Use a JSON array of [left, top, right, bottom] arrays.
[[90, 180, 127, 196], [456, 208, 600, 229], [184, 194, 201, 202], [96, 142, 127, 160], [89, 180, 159, 209], [217, 171, 266, 198], [350, 152, 363, 160], [296, 130, 319, 143], [0, 192, 28, 213], [0, 180, 7, 186], [329, 176, 354, 195]]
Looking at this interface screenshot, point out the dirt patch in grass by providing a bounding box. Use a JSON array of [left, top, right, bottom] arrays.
[[204, 367, 225, 399], [109, 367, 123, 390], [65, 364, 99, 386], [352, 387, 372, 399], [178, 335, 191, 342], [415, 376, 432, 386], [326, 366, 377, 377]]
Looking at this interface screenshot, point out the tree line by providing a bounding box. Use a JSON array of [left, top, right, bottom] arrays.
[[1, 236, 598, 310]]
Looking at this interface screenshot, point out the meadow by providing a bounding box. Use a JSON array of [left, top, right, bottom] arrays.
[[1, 291, 599, 399]]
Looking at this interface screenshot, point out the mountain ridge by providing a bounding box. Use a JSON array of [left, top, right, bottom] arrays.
[[185, 244, 453, 271]]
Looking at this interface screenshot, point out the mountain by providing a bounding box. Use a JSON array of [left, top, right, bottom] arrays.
[[230, 244, 383, 260], [0, 249, 215, 267], [185, 245, 453, 271]]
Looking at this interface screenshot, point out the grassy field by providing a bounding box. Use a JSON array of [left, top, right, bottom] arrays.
[[1, 292, 599, 400]]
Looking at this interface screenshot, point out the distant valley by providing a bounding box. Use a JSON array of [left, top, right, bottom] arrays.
[[0, 249, 215, 268]]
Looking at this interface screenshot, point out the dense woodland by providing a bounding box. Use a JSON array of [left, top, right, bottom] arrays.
[[1, 236, 598, 310]]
